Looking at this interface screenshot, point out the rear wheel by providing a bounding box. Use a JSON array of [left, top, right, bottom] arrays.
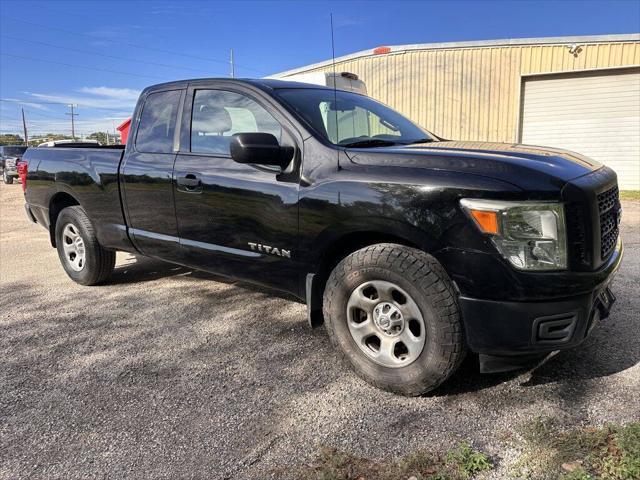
[[55, 206, 115, 285], [323, 243, 466, 396], [3, 170, 13, 184]]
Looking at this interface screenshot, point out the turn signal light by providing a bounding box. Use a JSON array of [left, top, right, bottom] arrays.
[[469, 210, 499, 234]]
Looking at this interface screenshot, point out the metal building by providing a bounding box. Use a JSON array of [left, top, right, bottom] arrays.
[[272, 34, 640, 189]]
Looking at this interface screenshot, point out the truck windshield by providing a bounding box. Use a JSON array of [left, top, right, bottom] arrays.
[[274, 88, 434, 147]]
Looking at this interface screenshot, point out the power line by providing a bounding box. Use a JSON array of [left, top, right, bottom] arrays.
[[0, 114, 88, 125], [1, 98, 132, 112], [1, 16, 267, 74], [1, 98, 78, 106], [0, 114, 72, 122], [0, 53, 165, 80], [1, 114, 124, 125], [0, 34, 209, 74], [19, 109, 67, 120]]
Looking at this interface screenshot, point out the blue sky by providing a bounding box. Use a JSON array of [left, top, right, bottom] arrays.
[[1, 0, 638, 137]]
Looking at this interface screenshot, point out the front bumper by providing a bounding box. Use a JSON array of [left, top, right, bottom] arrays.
[[459, 240, 622, 357]]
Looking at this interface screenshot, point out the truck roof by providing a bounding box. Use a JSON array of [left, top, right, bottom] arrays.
[[144, 78, 334, 94]]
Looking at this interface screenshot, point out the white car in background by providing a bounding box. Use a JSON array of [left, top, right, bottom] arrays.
[[37, 139, 101, 147]]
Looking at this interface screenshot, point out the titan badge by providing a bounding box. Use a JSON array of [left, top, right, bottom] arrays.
[[248, 242, 291, 258]]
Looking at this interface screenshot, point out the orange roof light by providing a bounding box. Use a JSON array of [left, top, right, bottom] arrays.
[[469, 210, 499, 234]]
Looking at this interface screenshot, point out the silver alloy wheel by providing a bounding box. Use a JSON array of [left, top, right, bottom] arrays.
[[347, 280, 426, 368], [61, 223, 86, 272]]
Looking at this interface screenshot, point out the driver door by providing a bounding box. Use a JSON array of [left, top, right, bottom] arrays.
[[173, 85, 301, 293]]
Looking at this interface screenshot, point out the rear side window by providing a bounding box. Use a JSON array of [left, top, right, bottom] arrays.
[[135, 90, 182, 153], [1, 146, 27, 157], [191, 90, 282, 155]]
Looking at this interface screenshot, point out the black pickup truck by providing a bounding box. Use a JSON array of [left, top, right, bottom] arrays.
[[22, 78, 623, 395]]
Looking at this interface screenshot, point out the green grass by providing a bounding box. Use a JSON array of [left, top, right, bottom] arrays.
[[512, 418, 640, 480], [445, 443, 494, 479], [276, 421, 638, 479], [620, 191, 640, 200], [273, 442, 492, 480]]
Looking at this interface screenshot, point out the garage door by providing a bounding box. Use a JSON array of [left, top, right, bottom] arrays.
[[521, 69, 640, 190]]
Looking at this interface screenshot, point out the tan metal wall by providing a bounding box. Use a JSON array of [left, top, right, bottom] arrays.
[[281, 41, 640, 143]]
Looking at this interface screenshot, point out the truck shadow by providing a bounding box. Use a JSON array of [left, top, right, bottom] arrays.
[[429, 355, 521, 396], [107, 254, 191, 284], [431, 304, 640, 396], [106, 254, 639, 398], [107, 254, 302, 304], [2, 261, 638, 478]]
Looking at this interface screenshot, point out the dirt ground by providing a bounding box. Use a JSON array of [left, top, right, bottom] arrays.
[[1, 181, 638, 479]]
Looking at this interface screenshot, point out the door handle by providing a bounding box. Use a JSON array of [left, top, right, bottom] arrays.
[[177, 173, 202, 192]]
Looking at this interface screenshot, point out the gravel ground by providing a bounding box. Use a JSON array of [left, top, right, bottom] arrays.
[[1, 181, 638, 479]]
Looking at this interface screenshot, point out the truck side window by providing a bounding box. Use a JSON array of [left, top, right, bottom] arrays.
[[191, 90, 282, 155], [135, 90, 181, 154]]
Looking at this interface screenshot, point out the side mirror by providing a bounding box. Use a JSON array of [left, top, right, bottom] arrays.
[[230, 133, 291, 168]]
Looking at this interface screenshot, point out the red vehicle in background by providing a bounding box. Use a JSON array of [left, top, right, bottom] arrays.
[[16, 160, 28, 191], [117, 118, 132, 144]]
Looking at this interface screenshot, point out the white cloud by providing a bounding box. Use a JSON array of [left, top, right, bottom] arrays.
[[2, 86, 140, 136], [28, 86, 141, 111], [3, 98, 52, 111], [78, 87, 140, 101]]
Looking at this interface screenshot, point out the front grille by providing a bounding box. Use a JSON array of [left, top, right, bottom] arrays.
[[563, 167, 620, 270], [565, 202, 589, 265], [597, 186, 620, 259]]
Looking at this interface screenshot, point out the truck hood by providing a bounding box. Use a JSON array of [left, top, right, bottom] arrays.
[[346, 141, 602, 191]]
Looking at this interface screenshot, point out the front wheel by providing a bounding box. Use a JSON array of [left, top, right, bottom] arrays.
[[3, 170, 13, 184], [323, 244, 466, 396], [55, 206, 115, 285]]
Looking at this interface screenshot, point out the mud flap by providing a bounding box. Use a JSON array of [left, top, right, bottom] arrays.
[[479, 352, 551, 374]]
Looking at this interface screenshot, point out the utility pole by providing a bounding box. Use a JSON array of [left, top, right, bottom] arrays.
[[66, 104, 78, 140], [21, 108, 29, 145], [230, 49, 235, 78]]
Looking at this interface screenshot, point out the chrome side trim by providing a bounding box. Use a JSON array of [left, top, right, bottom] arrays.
[[129, 227, 262, 258]]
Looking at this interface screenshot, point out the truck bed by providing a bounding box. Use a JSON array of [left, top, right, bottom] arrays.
[[23, 146, 132, 251]]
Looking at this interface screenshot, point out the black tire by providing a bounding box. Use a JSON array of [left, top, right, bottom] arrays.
[[55, 206, 116, 285], [3, 170, 13, 184], [323, 243, 466, 396]]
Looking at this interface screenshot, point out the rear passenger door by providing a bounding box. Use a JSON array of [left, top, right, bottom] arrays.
[[173, 85, 301, 293], [121, 88, 184, 260]]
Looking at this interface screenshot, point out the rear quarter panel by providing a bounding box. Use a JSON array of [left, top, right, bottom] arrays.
[[24, 147, 131, 250]]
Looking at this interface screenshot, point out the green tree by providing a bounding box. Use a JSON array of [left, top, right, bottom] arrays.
[[88, 132, 109, 144], [0, 134, 25, 146]]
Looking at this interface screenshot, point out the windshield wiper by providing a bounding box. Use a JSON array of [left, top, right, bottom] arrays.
[[340, 139, 398, 148], [403, 138, 434, 145]]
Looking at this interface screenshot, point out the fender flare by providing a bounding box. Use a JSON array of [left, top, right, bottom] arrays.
[[305, 217, 437, 328]]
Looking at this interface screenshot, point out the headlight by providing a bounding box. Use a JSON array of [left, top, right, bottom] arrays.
[[460, 199, 567, 271]]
